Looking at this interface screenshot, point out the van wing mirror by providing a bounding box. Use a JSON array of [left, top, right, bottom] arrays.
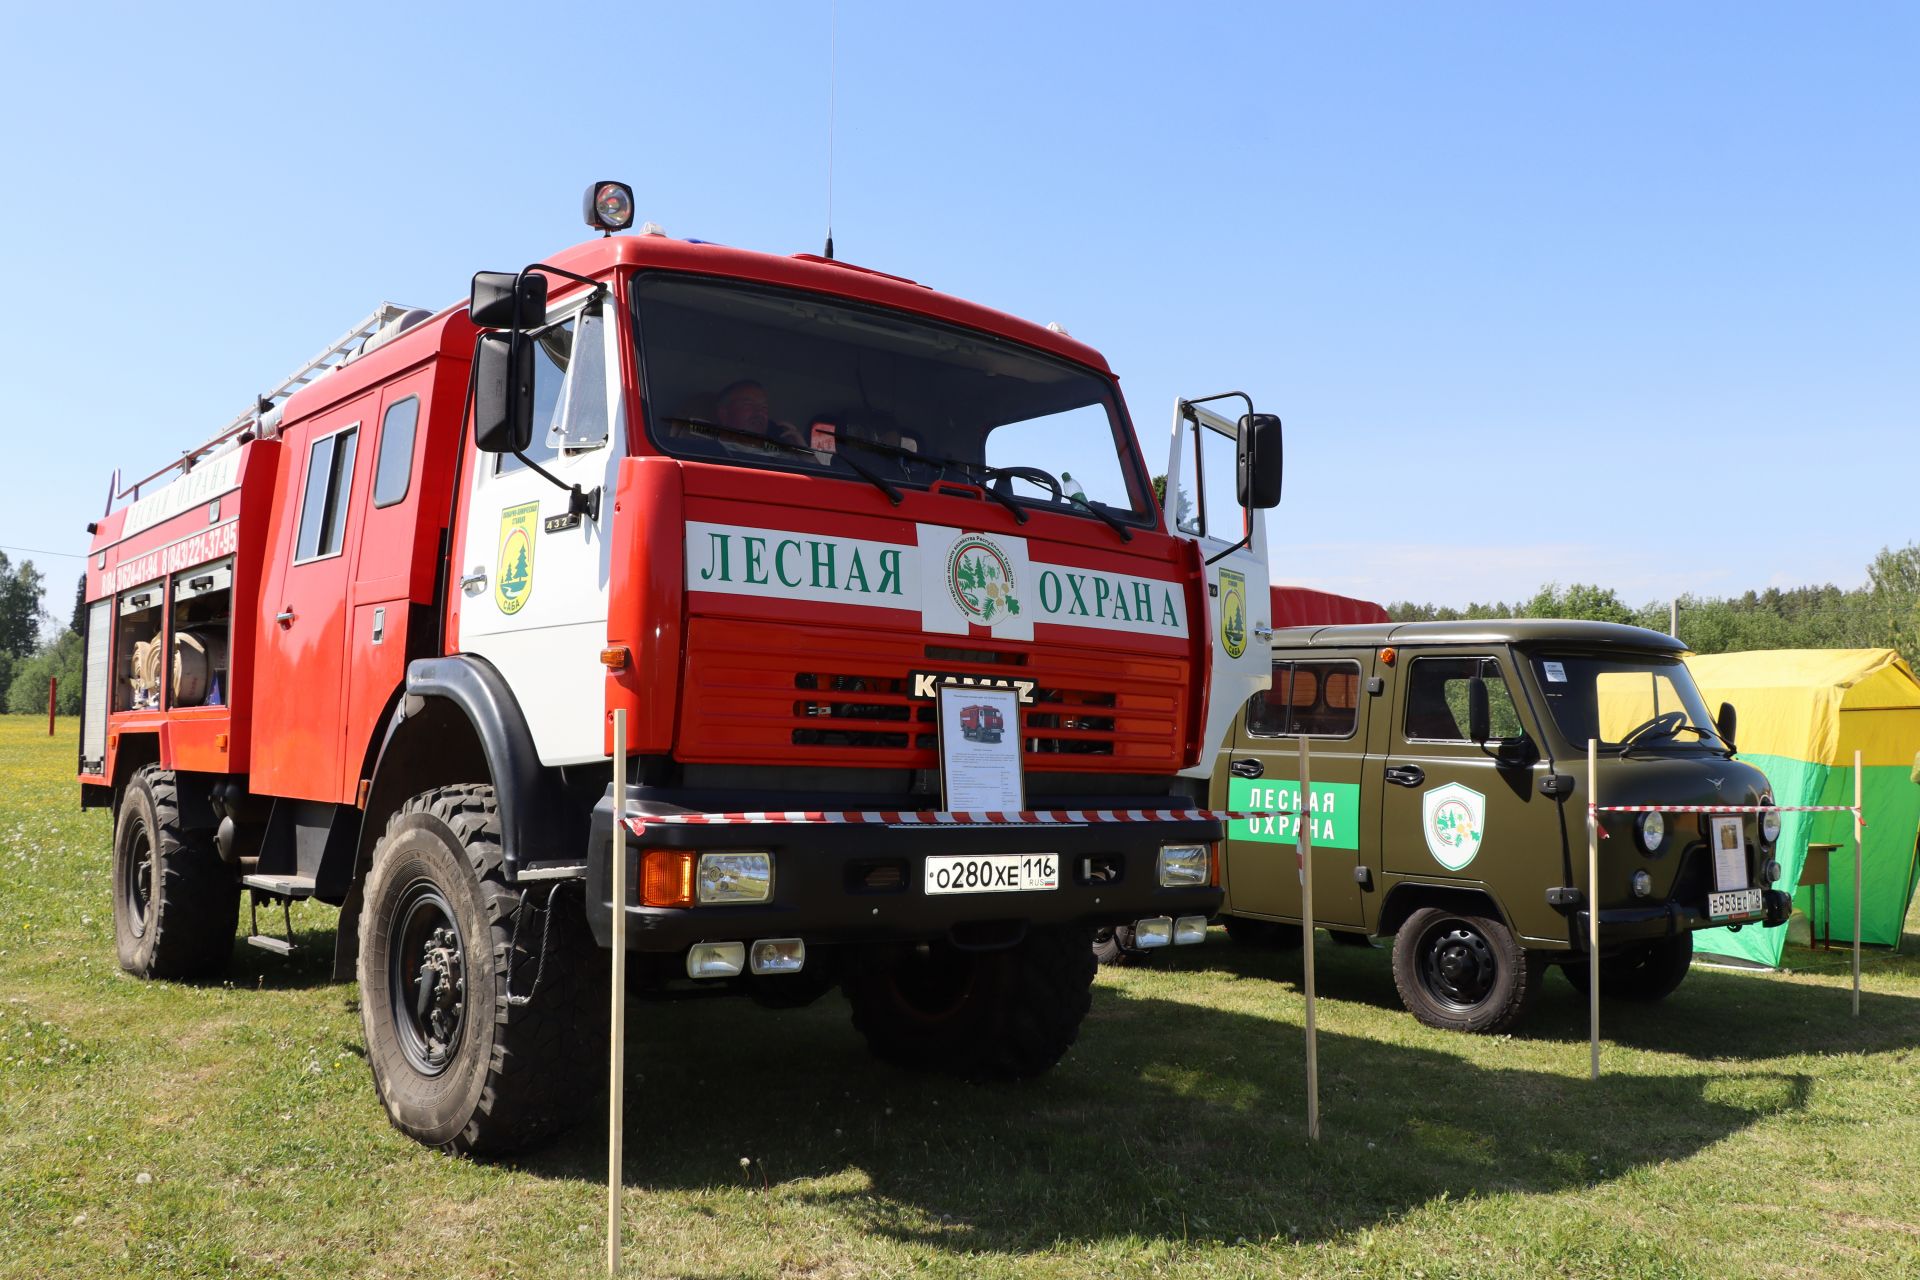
[[473, 332, 535, 454], [1716, 701, 1737, 750], [470, 271, 548, 330], [1468, 677, 1492, 743], [1236, 413, 1283, 510]]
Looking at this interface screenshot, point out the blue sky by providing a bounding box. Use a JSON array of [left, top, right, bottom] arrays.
[[2, 2, 1912, 611]]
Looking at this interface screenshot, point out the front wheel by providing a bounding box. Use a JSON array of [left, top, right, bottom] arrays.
[[1391, 906, 1544, 1034], [845, 925, 1095, 1078], [1092, 923, 1150, 967], [1561, 933, 1693, 1002]]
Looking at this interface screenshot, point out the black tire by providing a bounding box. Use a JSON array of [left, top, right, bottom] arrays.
[[111, 766, 237, 979], [1390, 905, 1544, 1034], [357, 784, 601, 1155], [1561, 933, 1693, 1003], [1222, 914, 1304, 949], [1092, 923, 1151, 967], [845, 925, 1095, 1078]]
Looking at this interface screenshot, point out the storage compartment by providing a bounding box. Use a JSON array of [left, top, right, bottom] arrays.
[[115, 582, 164, 711], [170, 559, 233, 708]]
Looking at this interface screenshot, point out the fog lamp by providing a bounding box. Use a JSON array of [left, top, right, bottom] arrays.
[[686, 941, 745, 979], [1637, 810, 1666, 853], [584, 180, 636, 232], [1173, 915, 1209, 945], [749, 938, 806, 975], [1133, 916, 1174, 948], [1762, 860, 1782, 885], [1631, 870, 1653, 898], [1761, 808, 1782, 843], [1158, 844, 1210, 887], [697, 852, 773, 904]]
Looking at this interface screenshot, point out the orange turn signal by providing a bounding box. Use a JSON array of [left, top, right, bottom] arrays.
[[1209, 841, 1222, 888], [1380, 646, 1396, 665], [600, 646, 631, 671], [641, 850, 695, 907]]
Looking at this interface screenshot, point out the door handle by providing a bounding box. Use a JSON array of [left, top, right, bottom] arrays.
[[1230, 758, 1264, 779], [460, 567, 488, 593], [1385, 764, 1426, 787], [1253, 625, 1274, 641], [275, 609, 296, 627]]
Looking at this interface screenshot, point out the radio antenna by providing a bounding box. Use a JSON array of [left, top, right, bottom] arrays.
[[824, 0, 837, 259]]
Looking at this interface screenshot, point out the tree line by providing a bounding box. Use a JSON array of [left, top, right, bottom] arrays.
[[1386, 543, 1920, 666]]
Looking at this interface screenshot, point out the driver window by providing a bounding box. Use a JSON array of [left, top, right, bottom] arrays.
[[1173, 412, 1242, 540], [1405, 656, 1526, 743]]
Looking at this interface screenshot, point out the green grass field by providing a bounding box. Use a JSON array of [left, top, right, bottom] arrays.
[[3, 717, 1917, 1279]]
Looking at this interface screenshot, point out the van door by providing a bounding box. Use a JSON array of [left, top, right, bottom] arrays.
[[453, 290, 624, 765], [1220, 652, 1371, 927], [1162, 401, 1272, 778], [1376, 650, 1553, 936], [252, 398, 374, 802]]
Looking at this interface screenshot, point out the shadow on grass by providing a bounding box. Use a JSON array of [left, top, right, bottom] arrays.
[[1152, 933, 1920, 1063], [508, 982, 1809, 1251]]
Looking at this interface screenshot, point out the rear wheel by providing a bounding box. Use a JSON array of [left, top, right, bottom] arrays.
[[357, 785, 601, 1155], [845, 925, 1095, 1078], [1391, 906, 1544, 1034], [1562, 933, 1693, 1002], [111, 766, 237, 979]]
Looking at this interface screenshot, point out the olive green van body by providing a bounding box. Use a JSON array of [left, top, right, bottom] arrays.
[[1214, 620, 1792, 959]]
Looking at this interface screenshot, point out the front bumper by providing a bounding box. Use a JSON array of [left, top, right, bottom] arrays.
[[582, 786, 1224, 952], [1589, 887, 1793, 946]]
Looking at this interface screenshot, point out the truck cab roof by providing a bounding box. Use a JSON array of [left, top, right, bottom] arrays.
[[1271, 618, 1688, 655]]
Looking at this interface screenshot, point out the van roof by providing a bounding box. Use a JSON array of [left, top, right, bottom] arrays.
[[1271, 618, 1688, 654]]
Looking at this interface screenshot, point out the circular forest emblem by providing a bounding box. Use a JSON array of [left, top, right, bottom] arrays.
[[947, 534, 1021, 626]]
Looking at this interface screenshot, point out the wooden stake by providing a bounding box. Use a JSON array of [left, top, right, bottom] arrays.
[[608, 709, 628, 1278], [1853, 747, 1863, 1018], [48, 677, 56, 736], [1298, 734, 1319, 1141], [1588, 739, 1601, 1081]]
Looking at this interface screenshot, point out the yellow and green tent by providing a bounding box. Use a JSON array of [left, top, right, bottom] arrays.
[[1685, 649, 1920, 967]]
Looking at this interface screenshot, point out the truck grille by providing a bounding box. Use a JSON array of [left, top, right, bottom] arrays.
[[679, 618, 1186, 772]]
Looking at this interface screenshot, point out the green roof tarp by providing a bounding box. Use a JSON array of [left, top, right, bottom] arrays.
[[1686, 650, 1920, 967]]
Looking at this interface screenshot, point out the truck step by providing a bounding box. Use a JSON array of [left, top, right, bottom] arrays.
[[242, 873, 316, 899], [245, 935, 295, 956]]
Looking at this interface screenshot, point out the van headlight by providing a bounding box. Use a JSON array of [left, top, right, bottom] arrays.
[[1637, 810, 1666, 853], [1158, 844, 1210, 887], [1761, 807, 1782, 844], [696, 852, 773, 904]]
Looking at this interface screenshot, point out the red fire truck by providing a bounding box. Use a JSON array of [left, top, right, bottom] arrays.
[[958, 703, 1005, 743], [78, 183, 1280, 1153]]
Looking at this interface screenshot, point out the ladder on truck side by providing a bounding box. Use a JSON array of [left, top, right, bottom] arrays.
[[109, 301, 428, 509]]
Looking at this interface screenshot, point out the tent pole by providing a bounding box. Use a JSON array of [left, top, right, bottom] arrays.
[[1588, 738, 1601, 1081], [1853, 747, 1863, 1018], [1298, 733, 1319, 1141]]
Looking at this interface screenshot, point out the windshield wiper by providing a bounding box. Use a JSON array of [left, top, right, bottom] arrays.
[[668, 417, 901, 506], [1064, 493, 1133, 543], [837, 435, 1029, 525]]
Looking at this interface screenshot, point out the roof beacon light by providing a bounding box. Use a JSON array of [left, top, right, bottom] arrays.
[[584, 181, 636, 234]]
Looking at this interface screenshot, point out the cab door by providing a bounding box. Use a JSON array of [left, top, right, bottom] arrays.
[[1376, 649, 1555, 939], [1162, 401, 1273, 777], [1220, 653, 1371, 927], [252, 397, 373, 801]]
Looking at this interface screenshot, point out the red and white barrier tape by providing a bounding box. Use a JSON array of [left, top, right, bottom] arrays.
[[623, 807, 1298, 835]]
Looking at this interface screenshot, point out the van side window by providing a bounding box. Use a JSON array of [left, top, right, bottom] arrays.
[[372, 397, 419, 507], [1405, 656, 1526, 742], [294, 424, 359, 561], [1247, 659, 1360, 738]]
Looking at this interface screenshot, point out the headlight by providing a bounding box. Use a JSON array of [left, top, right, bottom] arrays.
[[1158, 844, 1210, 887], [696, 852, 773, 904], [1637, 810, 1666, 853], [1631, 870, 1653, 898], [1761, 807, 1782, 843]]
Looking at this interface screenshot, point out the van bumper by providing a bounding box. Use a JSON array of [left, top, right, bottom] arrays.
[[580, 787, 1224, 953], [1592, 888, 1794, 942]]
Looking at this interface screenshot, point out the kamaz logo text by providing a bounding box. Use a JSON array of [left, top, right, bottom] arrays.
[[910, 671, 1037, 704]]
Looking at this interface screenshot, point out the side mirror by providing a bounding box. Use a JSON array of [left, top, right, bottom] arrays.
[[1468, 678, 1491, 744], [1236, 413, 1283, 510], [1716, 701, 1738, 750], [470, 271, 548, 329], [473, 332, 534, 454]]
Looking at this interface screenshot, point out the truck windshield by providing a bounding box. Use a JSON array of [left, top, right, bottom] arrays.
[[631, 274, 1151, 524], [1528, 653, 1728, 752]]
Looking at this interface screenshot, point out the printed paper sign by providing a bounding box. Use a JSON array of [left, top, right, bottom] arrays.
[[938, 686, 1023, 812], [1542, 661, 1567, 683], [1710, 816, 1748, 892], [1228, 777, 1360, 849]]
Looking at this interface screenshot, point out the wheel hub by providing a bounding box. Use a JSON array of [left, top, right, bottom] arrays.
[[1422, 923, 1497, 1008], [389, 885, 468, 1076]]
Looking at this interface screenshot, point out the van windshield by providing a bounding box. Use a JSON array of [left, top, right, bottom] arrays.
[[1528, 653, 1729, 752], [631, 274, 1151, 525]]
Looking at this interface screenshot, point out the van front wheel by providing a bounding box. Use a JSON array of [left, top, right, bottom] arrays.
[[1391, 906, 1544, 1034]]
